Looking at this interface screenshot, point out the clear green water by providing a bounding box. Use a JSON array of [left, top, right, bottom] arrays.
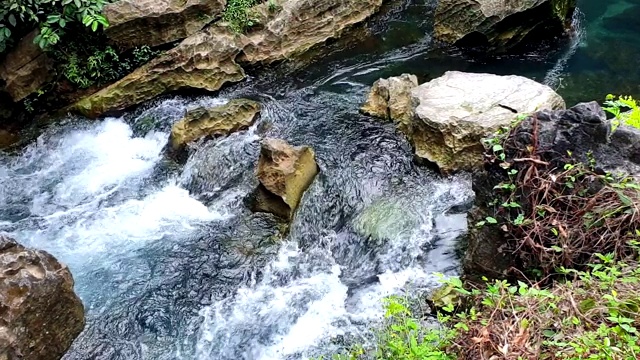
[[286, 0, 640, 107]]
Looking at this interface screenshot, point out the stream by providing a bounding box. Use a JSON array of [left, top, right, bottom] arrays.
[[1, 0, 639, 359]]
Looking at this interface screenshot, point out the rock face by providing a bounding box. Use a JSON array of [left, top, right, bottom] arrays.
[[0, 235, 85, 360], [71, 26, 246, 118], [360, 73, 418, 129], [238, 0, 383, 64], [103, 0, 226, 50], [169, 98, 260, 152], [464, 102, 640, 279], [0, 30, 53, 101], [362, 71, 565, 173], [250, 139, 319, 220], [434, 0, 576, 51], [71, 0, 385, 118]]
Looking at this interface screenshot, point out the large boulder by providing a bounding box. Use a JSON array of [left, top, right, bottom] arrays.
[[103, 0, 226, 50], [71, 0, 385, 118], [434, 0, 576, 51], [0, 235, 85, 360], [169, 98, 261, 152], [464, 102, 640, 280], [250, 139, 319, 220], [362, 71, 565, 173], [0, 30, 53, 101]]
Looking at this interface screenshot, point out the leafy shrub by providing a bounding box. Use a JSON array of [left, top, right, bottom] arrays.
[[329, 255, 640, 360], [51, 33, 159, 88], [324, 297, 454, 360], [0, 0, 110, 52], [604, 94, 640, 131], [444, 250, 640, 360]]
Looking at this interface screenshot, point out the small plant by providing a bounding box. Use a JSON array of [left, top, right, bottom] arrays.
[[223, 0, 261, 33], [604, 94, 640, 131], [326, 296, 455, 360], [267, 0, 280, 13]]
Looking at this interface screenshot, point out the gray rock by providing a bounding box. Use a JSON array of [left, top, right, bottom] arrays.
[[410, 71, 564, 173], [464, 102, 640, 280]]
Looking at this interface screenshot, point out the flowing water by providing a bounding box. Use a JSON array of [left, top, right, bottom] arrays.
[[0, 0, 639, 359]]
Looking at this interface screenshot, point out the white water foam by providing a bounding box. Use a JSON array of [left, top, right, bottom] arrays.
[[0, 115, 222, 274]]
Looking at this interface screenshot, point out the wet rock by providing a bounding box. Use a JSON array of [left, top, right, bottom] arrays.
[[362, 71, 564, 173], [0, 235, 85, 360], [0, 129, 19, 150], [249, 139, 319, 220], [71, 0, 385, 118], [0, 30, 53, 101], [360, 73, 418, 130], [169, 98, 260, 154], [103, 0, 226, 50], [464, 102, 640, 280], [434, 0, 576, 52]]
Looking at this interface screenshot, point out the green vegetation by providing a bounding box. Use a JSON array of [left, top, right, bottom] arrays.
[[327, 99, 640, 359], [329, 253, 640, 359], [223, 0, 261, 33], [0, 0, 110, 52], [51, 36, 159, 88], [604, 94, 640, 131]]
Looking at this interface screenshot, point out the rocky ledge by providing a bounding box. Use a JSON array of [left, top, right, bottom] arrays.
[[70, 0, 385, 118], [0, 235, 85, 360], [434, 0, 577, 52]]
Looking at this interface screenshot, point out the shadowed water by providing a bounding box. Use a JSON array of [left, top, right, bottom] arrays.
[[0, 0, 637, 359]]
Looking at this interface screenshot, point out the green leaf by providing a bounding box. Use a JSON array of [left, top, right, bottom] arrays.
[[8, 13, 16, 26], [486, 217, 498, 224], [91, 20, 98, 31]]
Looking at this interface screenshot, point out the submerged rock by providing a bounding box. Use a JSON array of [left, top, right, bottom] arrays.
[[71, 0, 385, 118], [169, 98, 261, 153], [103, 0, 226, 50], [0, 235, 85, 360], [362, 71, 564, 173], [0, 30, 53, 102], [434, 0, 576, 52], [249, 139, 319, 220]]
